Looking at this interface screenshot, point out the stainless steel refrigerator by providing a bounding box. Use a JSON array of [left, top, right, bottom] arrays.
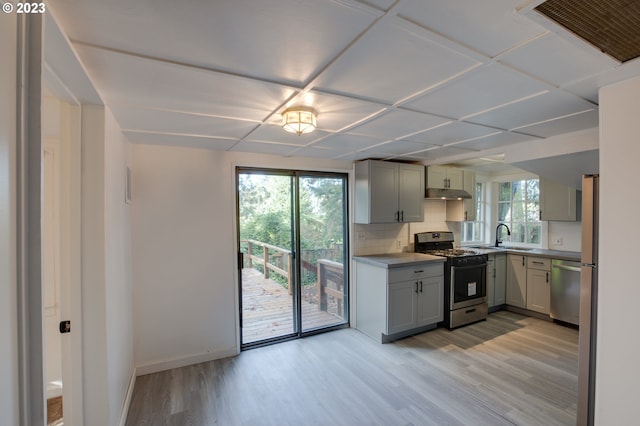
[[578, 174, 598, 426]]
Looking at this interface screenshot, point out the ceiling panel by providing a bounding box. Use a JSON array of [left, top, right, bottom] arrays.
[[124, 131, 238, 150], [113, 106, 258, 139], [45, 1, 640, 163], [358, 0, 397, 11], [406, 145, 478, 161], [48, 0, 379, 86], [290, 145, 361, 159], [347, 109, 452, 139], [451, 131, 539, 151], [499, 33, 617, 87], [359, 140, 439, 156], [397, 0, 547, 57], [74, 45, 296, 121], [312, 133, 388, 152], [465, 90, 595, 131], [404, 121, 500, 146], [513, 109, 599, 138], [403, 63, 549, 119], [229, 140, 302, 156], [314, 18, 481, 104], [244, 125, 330, 146], [563, 58, 640, 103]]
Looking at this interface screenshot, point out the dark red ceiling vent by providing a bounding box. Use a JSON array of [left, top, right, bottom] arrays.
[[535, 0, 640, 63]]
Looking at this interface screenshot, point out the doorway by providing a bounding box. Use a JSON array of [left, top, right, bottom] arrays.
[[236, 168, 349, 348], [41, 85, 83, 425]]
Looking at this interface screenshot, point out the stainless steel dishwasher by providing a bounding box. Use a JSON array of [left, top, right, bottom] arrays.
[[550, 259, 581, 325]]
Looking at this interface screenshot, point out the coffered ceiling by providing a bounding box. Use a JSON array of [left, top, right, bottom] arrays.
[[45, 0, 640, 163]]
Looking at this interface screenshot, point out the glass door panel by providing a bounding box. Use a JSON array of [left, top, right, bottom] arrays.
[[299, 176, 348, 332], [238, 172, 296, 346]]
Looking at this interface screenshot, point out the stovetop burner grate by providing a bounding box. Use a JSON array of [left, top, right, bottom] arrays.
[[424, 248, 481, 257]]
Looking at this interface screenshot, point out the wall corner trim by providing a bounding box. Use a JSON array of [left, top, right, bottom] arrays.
[[119, 368, 137, 426]]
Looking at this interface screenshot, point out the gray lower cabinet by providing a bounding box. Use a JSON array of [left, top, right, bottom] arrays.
[[506, 254, 527, 308], [506, 254, 552, 315], [526, 257, 551, 314], [356, 261, 443, 343], [487, 253, 506, 309]]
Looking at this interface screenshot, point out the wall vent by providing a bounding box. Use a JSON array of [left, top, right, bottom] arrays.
[[535, 0, 640, 63]]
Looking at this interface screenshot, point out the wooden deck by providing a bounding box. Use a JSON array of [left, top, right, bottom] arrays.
[[241, 268, 345, 344]]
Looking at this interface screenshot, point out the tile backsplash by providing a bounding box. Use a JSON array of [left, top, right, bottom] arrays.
[[353, 200, 458, 255]]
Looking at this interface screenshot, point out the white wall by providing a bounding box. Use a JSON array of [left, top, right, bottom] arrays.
[[131, 145, 351, 372], [81, 105, 109, 423], [548, 221, 581, 252], [104, 107, 134, 424], [81, 105, 134, 425], [0, 12, 19, 426], [595, 75, 640, 424]]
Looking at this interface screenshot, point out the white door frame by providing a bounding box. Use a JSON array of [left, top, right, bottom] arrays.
[[17, 9, 102, 424]]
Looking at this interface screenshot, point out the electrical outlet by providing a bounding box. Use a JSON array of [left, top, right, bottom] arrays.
[[396, 240, 402, 249], [357, 231, 366, 241]]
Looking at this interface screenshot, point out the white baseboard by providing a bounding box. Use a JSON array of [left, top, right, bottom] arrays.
[[119, 368, 137, 426], [135, 347, 238, 376]]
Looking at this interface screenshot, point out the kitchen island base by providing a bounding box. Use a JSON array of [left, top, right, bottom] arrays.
[[354, 254, 445, 344]]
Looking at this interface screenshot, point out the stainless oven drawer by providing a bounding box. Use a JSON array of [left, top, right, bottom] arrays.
[[450, 302, 488, 329]]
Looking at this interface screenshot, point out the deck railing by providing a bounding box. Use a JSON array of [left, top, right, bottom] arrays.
[[241, 239, 344, 315], [242, 239, 293, 294], [317, 259, 344, 317]]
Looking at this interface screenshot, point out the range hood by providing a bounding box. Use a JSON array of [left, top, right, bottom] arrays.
[[425, 187, 472, 200]]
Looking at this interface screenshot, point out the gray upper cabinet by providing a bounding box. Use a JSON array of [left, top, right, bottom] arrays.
[[446, 170, 476, 221], [427, 165, 463, 190], [539, 177, 581, 221], [355, 160, 424, 224]]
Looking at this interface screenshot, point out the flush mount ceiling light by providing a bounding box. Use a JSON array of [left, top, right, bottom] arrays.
[[281, 106, 317, 135]]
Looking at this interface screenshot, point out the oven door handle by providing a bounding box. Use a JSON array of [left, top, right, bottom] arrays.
[[451, 264, 487, 271]]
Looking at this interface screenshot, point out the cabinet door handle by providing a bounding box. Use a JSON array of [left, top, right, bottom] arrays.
[[400, 210, 404, 222], [414, 270, 424, 273], [539, 210, 542, 220], [395, 211, 399, 222], [420, 281, 423, 293], [532, 261, 545, 265], [464, 211, 468, 221], [493, 268, 496, 278], [415, 282, 419, 293], [522, 256, 525, 266], [546, 272, 549, 282]]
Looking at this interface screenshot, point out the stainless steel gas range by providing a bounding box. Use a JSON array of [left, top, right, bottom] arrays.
[[414, 231, 488, 329]]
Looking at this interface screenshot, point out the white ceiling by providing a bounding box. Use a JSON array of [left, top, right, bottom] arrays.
[[46, 0, 640, 164]]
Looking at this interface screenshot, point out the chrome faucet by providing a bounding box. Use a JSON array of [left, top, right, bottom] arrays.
[[495, 223, 511, 247]]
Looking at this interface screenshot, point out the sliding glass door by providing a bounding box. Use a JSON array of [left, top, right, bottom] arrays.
[[237, 168, 348, 348]]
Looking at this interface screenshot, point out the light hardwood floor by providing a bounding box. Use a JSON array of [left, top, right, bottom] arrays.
[[125, 311, 578, 426]]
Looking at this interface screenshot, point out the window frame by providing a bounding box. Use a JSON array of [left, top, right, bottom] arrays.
[[495, 178, 542, 248], [461, 181, 485, 245]]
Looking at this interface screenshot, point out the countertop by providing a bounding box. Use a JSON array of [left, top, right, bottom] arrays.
[[353, 252, 446, 268], [465, 246, 581, 262]]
